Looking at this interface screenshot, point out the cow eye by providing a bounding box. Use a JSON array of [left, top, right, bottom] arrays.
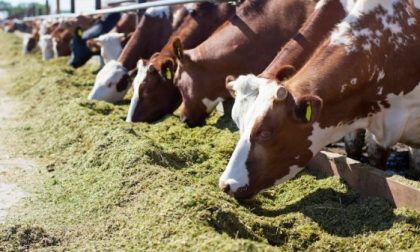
[[258, 130, 272, 141], [107, 82, 112, 88]]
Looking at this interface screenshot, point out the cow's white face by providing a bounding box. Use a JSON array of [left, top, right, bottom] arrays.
[[88, 60, 130, 103], [227, 75, 266, 134], [126, 60, 149, 122], [93, 33, 124, 64], [220, 80, 324, 199], [39, 35, 54, 61]]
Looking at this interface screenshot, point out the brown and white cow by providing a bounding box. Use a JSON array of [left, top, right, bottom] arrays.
[[49, 15, 96, 58], [220, 0, 420, 199], [172, 0, 316, 127], [88, 6, 179, 102], [227, 0, 356, 133], [126, 2, 236, 123]]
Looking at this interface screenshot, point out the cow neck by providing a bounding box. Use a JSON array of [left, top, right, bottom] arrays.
[[261, 0, 346, 79], [118, 14, 173, 71], [192, 0, 314, 76], [117, 16, 148, 70]]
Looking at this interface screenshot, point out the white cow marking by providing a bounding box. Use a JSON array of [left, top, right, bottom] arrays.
[[202, 97, 225, 113], [126, 60, 149, 122], [94, 33, 124, 64], [274, 165, 304, 185]]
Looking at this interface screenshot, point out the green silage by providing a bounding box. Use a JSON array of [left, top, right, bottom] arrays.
[[0, 32, 419, 251]]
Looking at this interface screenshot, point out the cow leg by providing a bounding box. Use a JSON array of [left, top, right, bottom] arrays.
[[365, 131, 390, 170], [344, 129, 365, 160], [408, 147, 420, 180]]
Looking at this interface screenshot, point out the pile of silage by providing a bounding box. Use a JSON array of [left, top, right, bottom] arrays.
[[0, 32, 419, 251]]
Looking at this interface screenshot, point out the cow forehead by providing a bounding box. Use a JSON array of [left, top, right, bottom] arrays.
[[242, 80, 279, 136], [133, 61, 150, 91]]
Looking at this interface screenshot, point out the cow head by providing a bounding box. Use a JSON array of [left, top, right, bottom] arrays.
[[88, 60, 132, 103], [219, 79, 322, 199], [39, 34, 54, 61], [68, 27, 94, 68], [173, 38, 228, 127], [92, 32, 125, 64], [52, 29, 73, 57], [22, 33, 38, 55], [126, 55, 182, 123]]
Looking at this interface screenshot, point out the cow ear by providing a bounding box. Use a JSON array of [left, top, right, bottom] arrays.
[[161, 59, 175, 81], [293, 95, 323, 124], [128, 68, 138, 81], [276, 65, 296, 81], [172, 38, 184, 61], [75, 26, 84, 39], [225, 75, 237, 98]]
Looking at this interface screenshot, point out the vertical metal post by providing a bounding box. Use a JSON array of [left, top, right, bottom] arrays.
[[56, 0, 60, 14], [95, 0, 101, 10], [45, 0, 50, 15], [70, 0, 75, 13]]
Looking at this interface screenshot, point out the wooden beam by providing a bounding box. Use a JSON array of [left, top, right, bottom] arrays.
[[308, 151, 420, 210]]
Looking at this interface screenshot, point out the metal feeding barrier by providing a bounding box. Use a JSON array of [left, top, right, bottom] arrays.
[[23, 0, 240, 21]]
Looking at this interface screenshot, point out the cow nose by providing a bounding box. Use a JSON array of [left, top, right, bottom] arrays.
[[219, 182, 232, 195], [180, 115, 188, 124]]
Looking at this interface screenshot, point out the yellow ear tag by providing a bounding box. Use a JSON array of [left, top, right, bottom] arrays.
[[165, 67, 172, 80], [77, 29, 83, 37], [305, 102, 312, 122]]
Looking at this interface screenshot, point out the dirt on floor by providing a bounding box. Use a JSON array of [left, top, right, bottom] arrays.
[[0, 68, 38, 224]]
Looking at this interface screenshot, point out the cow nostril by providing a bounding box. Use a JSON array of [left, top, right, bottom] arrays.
[[220, 183, 231, 194]]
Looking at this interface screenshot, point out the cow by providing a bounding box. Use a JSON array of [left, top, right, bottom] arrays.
[[4, 19, 32, 33], [126, 2, 237, 123], [227, 0, 356, 134], [22, 26, 39, 55], [88, 6, 178, 102], [171, 0, 316, 127], [219, 0, 420, 199], [49, 15, 96, 58], [86, 13, 137, 64], [68, 12, 122, 68]]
